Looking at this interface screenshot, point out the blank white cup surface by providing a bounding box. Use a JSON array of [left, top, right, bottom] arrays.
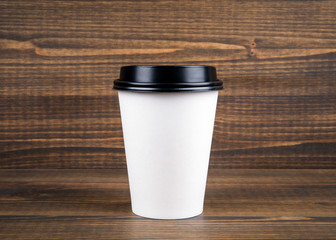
[[118, 90, 219, 219]]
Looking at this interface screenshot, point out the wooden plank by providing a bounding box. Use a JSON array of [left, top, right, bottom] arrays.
[[0, 0, 335, 168], [0, 94, 335, 168], [0, 169, 335, 239]]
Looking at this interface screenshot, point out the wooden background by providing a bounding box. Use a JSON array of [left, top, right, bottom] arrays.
[[0, 0, 335, 169]]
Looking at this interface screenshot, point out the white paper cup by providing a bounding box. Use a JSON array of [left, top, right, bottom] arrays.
[[114, 66, 222, 219]]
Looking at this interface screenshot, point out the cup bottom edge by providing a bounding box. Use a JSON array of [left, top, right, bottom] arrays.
[[131, 210, 203, 220]]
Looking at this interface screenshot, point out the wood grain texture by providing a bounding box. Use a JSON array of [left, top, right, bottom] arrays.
[[0, 0, 335, 168], [0, 169, 335, 239]]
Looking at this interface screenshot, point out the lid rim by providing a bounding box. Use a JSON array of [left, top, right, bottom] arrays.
[[114, 79, 223, 86], [113, 86, 223, 92]]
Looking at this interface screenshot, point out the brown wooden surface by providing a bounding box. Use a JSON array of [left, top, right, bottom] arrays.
[[0, 169, 335, 239], [0, 0, 336, 169]]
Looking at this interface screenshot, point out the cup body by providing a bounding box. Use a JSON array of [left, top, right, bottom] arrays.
[[118, 90, 218, 219]]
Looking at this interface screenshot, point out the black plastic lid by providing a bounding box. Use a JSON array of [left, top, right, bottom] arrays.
[[113, 65, 223, 92]]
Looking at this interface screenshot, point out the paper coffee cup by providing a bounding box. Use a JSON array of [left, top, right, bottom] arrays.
[[114, 66, 223, 219]]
